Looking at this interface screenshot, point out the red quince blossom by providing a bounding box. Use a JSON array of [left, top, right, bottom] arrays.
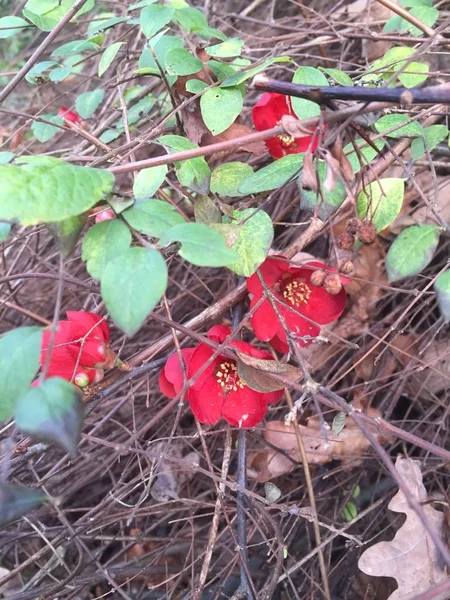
[[158, 325, 283, 428], [94, 208, 116, 223], [252, 92, 323, 159], [58, 106, 80, 124], [246, 256, 348, 353], [40, 312, 116, 387]]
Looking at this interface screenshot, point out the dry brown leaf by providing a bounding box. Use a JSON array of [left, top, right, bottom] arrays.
[[150, 441, 199, 502], [235, 350, 302, 392], [358, 456, 446, 600], [247, 399, 385, 481], [202, 122, 266, 157], [404, 339, 450, 399]]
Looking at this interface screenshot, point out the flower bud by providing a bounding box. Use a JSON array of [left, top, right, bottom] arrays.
[[310, 269, 327, 287], [324, 273, 343, 295], [95, 208, 115, 223], [346, 218, 360, 234], [337, 231, 355, 251], [358, 220, 377, 245], [74, 373, 90, 388]]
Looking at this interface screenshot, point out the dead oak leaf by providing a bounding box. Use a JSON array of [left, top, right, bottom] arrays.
[[358, 456, 446, 600]]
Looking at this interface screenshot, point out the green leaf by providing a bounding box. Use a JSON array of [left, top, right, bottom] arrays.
[[342, 501, 358, 521], [291, 67, 328, 120], [211, 162, 254, 197], [0, 327, 42, 421], [332, 412, 346, 435], [299, 160, 347, 220], [206, 38, 244, 58], [82, 219, 132, 280], [51, 39, 99, 57], [0, 484, 47, 526], [220, 56, 292, 87], [133, 165, 167, 200], [140, 3, 174, 37], [14, 377, 83, 456], [75, 89, 105, 119], [138, 34, 183, 73], [386, 225, 440, 282], [31, 115, 63, 143], [344, 138, 385, 174], [374, 114, 424, 138], [384, 5, 438, 36], [357, 178, 404, 232], [411, 125, 448, 160], [101, 247, 168, 336], [0, 152, 15, 165], [200, 87, 243, 135], [320, 67, 353, 87], [369, 47, 429, 88], [23, 0, 94, 31], [159, 223, 238, 267], [123, 199, 185, 237], [173, 6, 226, 41], [185, 79, 208, 94], [238, 154, 303, 195], [165, 48, 203, 76], [158, 135, 210, 193], [0, 223, 11, 241], [0, 16, 29, 39], [25, 60, 57, 84], [194, 196, 221, 225], [88, 14, 126, 35], [98, 42, 123, 77], [0, 157, 115, 226], [220, 208, 274, 276], [434, 271, 450, 321], [47, 212, 88, 258]]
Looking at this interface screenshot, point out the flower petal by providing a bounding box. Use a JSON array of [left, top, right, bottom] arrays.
[[207, 325, 231, 344], [246, 255, 289, 297], [252, 92, 289, 131], [66, 311, 110, 343], [266, 388, 285, 404], [250, 296, 281, 342], [294, 284, 347, 325], [187, 344, 221, 392], [159, 369, 176, 398], [163, 348, 195, 394], [188, 377, 223, 425], [222, 387, 268, 428], [278, 301, 321, 343]]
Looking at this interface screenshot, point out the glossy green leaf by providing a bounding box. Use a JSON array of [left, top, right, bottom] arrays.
[[0, 484, 47, 526], [23, 0, 94, 31], [98, 42, 123, 77], [211, 162, 253, 197], [47, 212, 88, 258], [75, 89, 105, 119], [159, 223, 238, 267], [25, 60, 57, 84], [434, 271, 450, 321], [185, 79, 208, 94], [344, 138, 385, 174], [14, 378, 84, 456], [342, 501, 358, 521], [159, 135, 210, 193], [133, 165, 167, 200], [173, 6, 226, 41], [51, 39, 98, 57], [220, 208, 274, 276], [291, 67, 328, 120], [165, 48, 203, 76], [82, 219, 132, 280], [299, 160, 346, 220], [140, 4, 174, 37], [194, 196, 221, 225], [374, 114, 424, 138], [386, 225, 440, 282], [206, 38, 244, 58], [0, 156, 114, 225], [31, 115, 63, 143], [369, 47, 429, 88], [138, 34, 183, 73], [123, 199, 185, 237], [0, 16, 29, 39], [220, 56, 292, 87], [320, 67, 353, 87], [101, 247, 168, 336], [200, 87, 243, 135], [0, 327, 42, 420], [411, 125, 448, 160], [357, 178, 404, 232], [88, 14, 126, 35], [238, 154, 303, 195], [384, 5, 438, 36]]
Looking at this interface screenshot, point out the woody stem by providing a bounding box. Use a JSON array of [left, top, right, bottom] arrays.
[[253, 75, 450, 105]]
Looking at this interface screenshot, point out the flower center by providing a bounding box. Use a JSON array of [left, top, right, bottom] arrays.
[[215, 361, 245, 392], [281, 278, 312, 307], [276, 120, 295, 148]]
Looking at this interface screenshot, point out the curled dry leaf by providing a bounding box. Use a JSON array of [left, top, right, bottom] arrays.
[[358, 456, 446, 600], [235, 349, 302, 393], [150, 441, 200, 502], [405, 339, 450, 399], [202, 121, 266, 157], [247, 398, 385, 482], [280, 114, 315, 139]]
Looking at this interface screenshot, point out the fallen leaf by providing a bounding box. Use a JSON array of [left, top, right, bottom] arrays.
[[247, 398, 385, 481], [202, 122, 266, 157], [150, 441, 200, 502], [358, 456, 446, 600], [404, 339, 450, 399], [235, 350, 302, 392]]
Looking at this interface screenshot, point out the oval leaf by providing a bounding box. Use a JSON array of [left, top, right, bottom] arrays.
[[75, 89, 105, 119], [200, 87, 243, 136], [133, 165, 167, 200], [101, 247, 168, 336], [236, 350, 301, 393], [299, 160, 346, 219], [356, 178, 404, 232], [123, 199, 185, 238], [0, 156, 114, 226], [47, 212, 88, 258], [434, 271, 450, 322], [159, 223, 238, 267], [211, 162, 253, 197], [386, 225, 441, 282], [82, 219, 132, 280], [291, 67, 328, 120], [98, 42, 123, 77], [0, 484, 47, 526], [14, 378, 84, 456], [238, 154, 303, 195], [165, 48, 203, 76], [140, 4, 174, 38], [0, 327, 42, 420]]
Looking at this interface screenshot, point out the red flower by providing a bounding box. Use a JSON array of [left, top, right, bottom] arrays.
[[159, 326, 283, 428], [246, 256, 347, 353], [58, 106, 80, 124], [252, 92, 323, 159], [40, 312, 115, 386], [94, 208, 115, 223]]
